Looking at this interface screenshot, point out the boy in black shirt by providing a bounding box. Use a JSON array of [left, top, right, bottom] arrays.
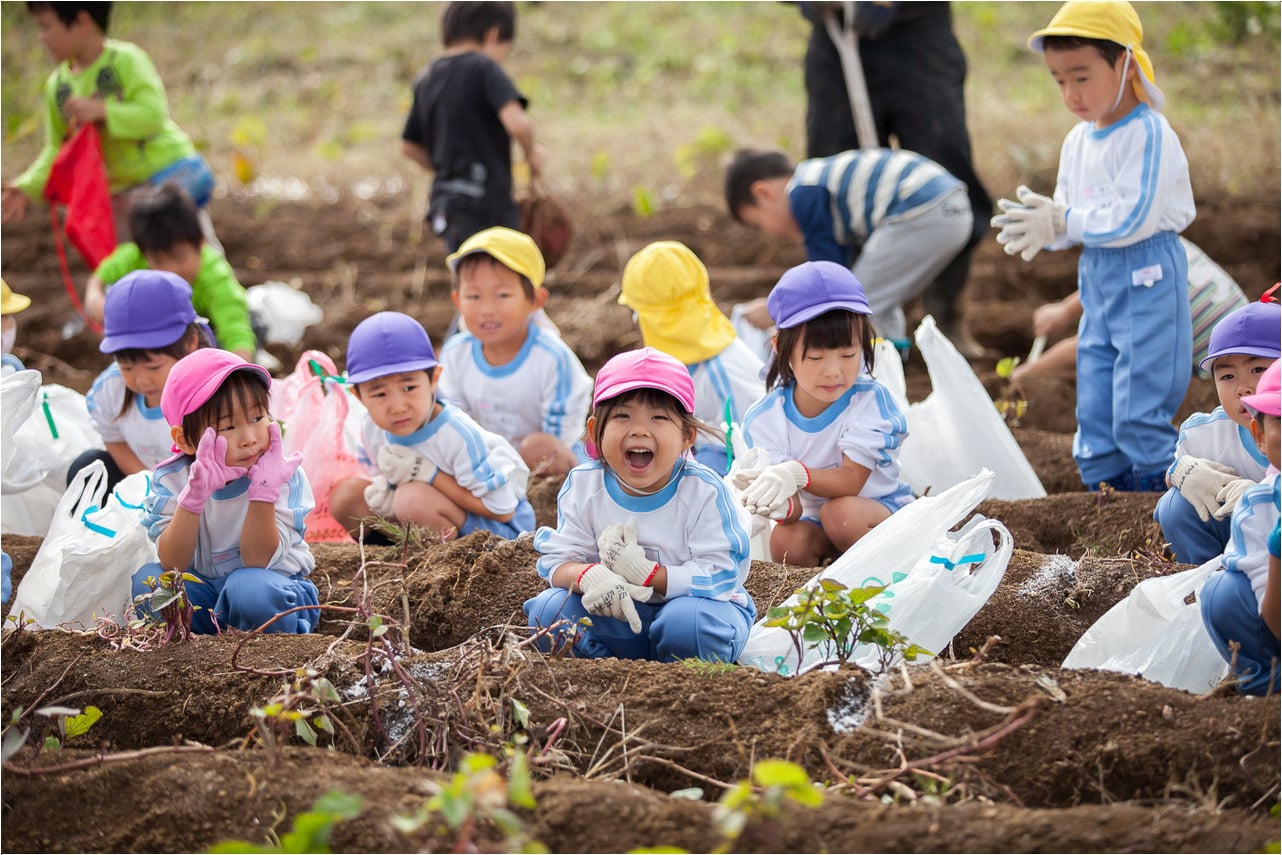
[[402, 1, 544, 252]]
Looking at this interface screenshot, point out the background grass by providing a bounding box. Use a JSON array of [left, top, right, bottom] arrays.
[[2, 2, 1278, 221]]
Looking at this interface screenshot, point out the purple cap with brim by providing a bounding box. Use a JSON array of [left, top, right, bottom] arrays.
[[593, 346, 695, 413], [1199, 301, 1282, 371], [99, 270, 197, 354], [345, 311, 439, 385], [161, 349, 271, 427], [767, 261, 870, 329], [1241, 359, 1281, 418]]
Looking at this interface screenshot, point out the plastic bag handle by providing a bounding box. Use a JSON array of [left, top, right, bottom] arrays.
[[80, 505, 117, 538]]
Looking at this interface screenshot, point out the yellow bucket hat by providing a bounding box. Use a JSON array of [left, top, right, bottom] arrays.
[[1, 280, 31, 316], [1028, 1, 1164, 111], [446, 227, 546, 290], [619, 241, 736, 365]]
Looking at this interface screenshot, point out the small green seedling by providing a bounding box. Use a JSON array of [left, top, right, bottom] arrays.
[[250, 668, 341, 750], [208, 789, 363, 854], [133, 569, 205, 641], [392, 751, 545, 853], [765, 579, 929, 673], [713, 759, 823, 852]]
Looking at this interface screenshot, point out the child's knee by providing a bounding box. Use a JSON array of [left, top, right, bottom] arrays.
[[329, 477, 372, 523], [519, 433, 576, 476], [652, 599, 751, 663], [219, 568, 319, 633]]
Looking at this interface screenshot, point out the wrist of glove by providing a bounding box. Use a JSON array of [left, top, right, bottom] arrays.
[[363, 476, 396, 518], [378, 444, 439, 487], [740, 460, 809, 516], [246, 422, 303, 504], [178, 428, 247, 514], [577, 563, 653, 635], [1170, 456, 1237, 522], [597, 523, 659, 587], [1212, 478, 1256, 521], [991, 185, 1067, 262]]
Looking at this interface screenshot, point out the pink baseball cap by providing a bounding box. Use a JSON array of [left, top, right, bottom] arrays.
[[161, 349, 271, 427], [593, 346, 695, 413], [1240, 358, 1281, 417]]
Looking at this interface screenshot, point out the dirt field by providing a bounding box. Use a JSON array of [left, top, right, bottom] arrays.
[[1, 189, 1280, 852]]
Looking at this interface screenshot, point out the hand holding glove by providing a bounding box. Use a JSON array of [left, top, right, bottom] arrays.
[[577, 563, 653, 634], [363, 476, 396, 518], [740, 460, 809, 518], [246, 422, 303, 504], [729, 446, 771, 491], [178, 428, 248, 514], [991, 185, 1067, 262], [378, 444, 439, 487], [1212, 477, 1256, 521], [597, 523, 658, 588], [1170, 455, 1237, 522]]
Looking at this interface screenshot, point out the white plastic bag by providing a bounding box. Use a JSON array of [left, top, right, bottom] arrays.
[[270, 351, 363, 542], [1062, 558, 1230, 694], [2, 376, 104, 537], [899, 316, 1045, 500], [2, 369, 42, 490], [847, 515, 1012, 670], [7, 464, 156, 629], [739, 468, 1002, 674], [246, 280, 324, 346]]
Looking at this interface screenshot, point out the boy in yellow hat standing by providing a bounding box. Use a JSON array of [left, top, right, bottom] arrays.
[[619, 241, 765, 476], [1, 280, 32, 377], [992, 1, 1196, 493]]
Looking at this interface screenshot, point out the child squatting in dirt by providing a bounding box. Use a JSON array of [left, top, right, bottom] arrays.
[[328, 311, 535, 543], [436, 227, 592, 478], [138, 348, 319, 634], [736, 261, 914, 569], [618, 240, 764, 477], [1199, 358, 1282, 696], [1155, 300, 1281, 565], [525, 347, 756, 663], [76, 269, 210, 493]]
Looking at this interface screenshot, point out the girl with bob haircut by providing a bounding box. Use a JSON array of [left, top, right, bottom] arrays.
[[135, 349, 319, 634]]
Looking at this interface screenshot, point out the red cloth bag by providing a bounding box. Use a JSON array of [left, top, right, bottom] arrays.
[[43, 122, 117, 270]]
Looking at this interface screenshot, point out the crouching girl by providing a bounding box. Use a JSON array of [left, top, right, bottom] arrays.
[[525, 347, 756, 663], [134, 349, 319, 633]]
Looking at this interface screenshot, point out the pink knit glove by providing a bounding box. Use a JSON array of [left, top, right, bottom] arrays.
[[177, 428, 248, 514], [247, 422, 303, 504]]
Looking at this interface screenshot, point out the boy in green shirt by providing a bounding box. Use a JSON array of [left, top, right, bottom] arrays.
[[1, 2, 220, 249], [85, 182, 255, 360]]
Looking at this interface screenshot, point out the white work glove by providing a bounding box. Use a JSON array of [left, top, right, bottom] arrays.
[[991, 185, 1067, 262], [740, 460, 809, 518], [597, 523, 658, 588], [1212, 478, 1256, 521], [363, 476, 396, 518], [1170, 456, 1237, 522], [577, 563, 653, 635], [729, 446, 771, 491], [378, 444, 439, 487]]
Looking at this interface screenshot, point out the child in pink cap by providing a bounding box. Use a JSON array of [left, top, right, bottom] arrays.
[[1200, 358, 1280, 696], [737, 261, 913, 568], [525, 347, 756, 663], [134, 349, 319, 634]]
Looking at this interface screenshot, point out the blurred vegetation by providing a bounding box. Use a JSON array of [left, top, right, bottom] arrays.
[[1, 1, 1277, 214]]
